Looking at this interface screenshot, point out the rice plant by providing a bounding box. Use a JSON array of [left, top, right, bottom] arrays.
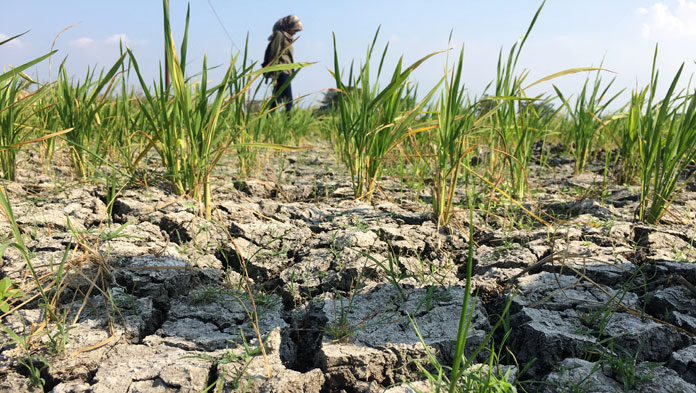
[[132, 0, 309, 216], [129, 2, 234, 219], [52, 55, 126, 178], [270, 107, 317, 146], [98, 44, 147, 176], [0, 33, 56, 178], [330, 28, 441, 201], [428, 46, 478, 226], [0, 74, 44, 180], [221, 35, 263, 178], [638, 47, 696, 224], [410, 199, 516, 393], [485, 0, 604, 205], [612, 89, 646, 184], [554, 70, 622, 174], [487, 2, 545, 202]]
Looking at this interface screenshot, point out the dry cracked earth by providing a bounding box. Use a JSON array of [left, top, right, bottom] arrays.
[[1, 145, 696, 393]]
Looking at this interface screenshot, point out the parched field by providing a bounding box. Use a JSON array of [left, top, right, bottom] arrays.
[[2, 2, 696, 392], [0, 142, 695, 393]]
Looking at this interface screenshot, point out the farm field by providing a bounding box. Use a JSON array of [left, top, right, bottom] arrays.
[[1, 137, 695, 393], [1, 2, 696, 392]]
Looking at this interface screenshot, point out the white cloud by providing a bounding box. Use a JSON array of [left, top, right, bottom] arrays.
[[388, 34, 401, 44], [69, 34, 140, 49], [639, 1, 696, 39], [641, 24, 651, 38], [71, 37, 95, 47], [106, 34, 128, 45]]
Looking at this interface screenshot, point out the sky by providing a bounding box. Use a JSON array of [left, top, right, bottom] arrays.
[[2, 1, 696, 109]]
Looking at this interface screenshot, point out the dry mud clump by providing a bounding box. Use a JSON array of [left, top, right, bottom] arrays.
[[1, 147, 696, 393]]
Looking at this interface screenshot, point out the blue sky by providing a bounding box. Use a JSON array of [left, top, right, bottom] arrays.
[[2, 1, 696, 108]]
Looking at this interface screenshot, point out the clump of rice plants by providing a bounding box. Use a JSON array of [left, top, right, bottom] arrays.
[[52, 55, 126, 178], [554, 69, 622, 174], [129, 1, 234, 218], [329, 28, 441, 201], [486, 4, 544, 203], [131, 1, 310, 217], [638, 47, 696, 224], [0, 33, 56, 179], [0, 74, 45, 180], [425, 45, 478, 226], [611, 88, 645, 185], [97, 46, 149, 176]]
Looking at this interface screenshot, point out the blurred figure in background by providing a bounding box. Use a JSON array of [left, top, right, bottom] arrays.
[[262, 15, 303, 112]]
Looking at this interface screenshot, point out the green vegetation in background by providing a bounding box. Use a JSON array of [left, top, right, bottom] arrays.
[[0, 32, 56, 180], [554, 69, 622, 174], [486, 3, 544, 203], [611, 88, 646, 185], [98, 43, 148, 177], [0, 75, 47, 180], [52, 54, 126, 178], [221, 34, 264, 178], [130, 1, 310, 218], [2, 1, 696, 226]]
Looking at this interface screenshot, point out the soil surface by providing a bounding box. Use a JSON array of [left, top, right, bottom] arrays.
[[1, 145, 695, 393]]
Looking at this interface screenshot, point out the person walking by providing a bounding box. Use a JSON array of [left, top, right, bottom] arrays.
[[262, 15, 303, 112]]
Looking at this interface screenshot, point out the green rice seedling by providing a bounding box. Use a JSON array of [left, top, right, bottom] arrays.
[[518, 95, 561, 173], [260, 108, 318, 183], [409, 203, 516, 393], [428, 45, 479, 226], [0, 33, 56, 176], [221, 35, 263, 178], [130, 1, 235, 218], [554, 69, 622, 174], [485, 1, 599, 203], [0, 276, 24, 313], [0, 74, 50, 180], [597, 341, 657, 391], [330, 28, 441, 201], [359, 244, 413, 303], [279, 107, 317, 146], [486, 2, 549, 203], [326, 288, 359, 343], [247, 99, 317, 149], [217, 32, 312, 178], [98, 45, 148, 176], [127, 60, 184, 190], [635, 47, 696, 223], [136, 4, 307, 193], [611, 90, 645, 184], [188, 332, 265, 392], [34, 83, 62, 165], [450, 204, 480, 390], [52, 54, 126, 178], [524, 96, 561, 173], [0, 186, 56, 321], [90, 162, 129, 223], [0, 325, 49, 389], [399, 126, 435, 202]]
